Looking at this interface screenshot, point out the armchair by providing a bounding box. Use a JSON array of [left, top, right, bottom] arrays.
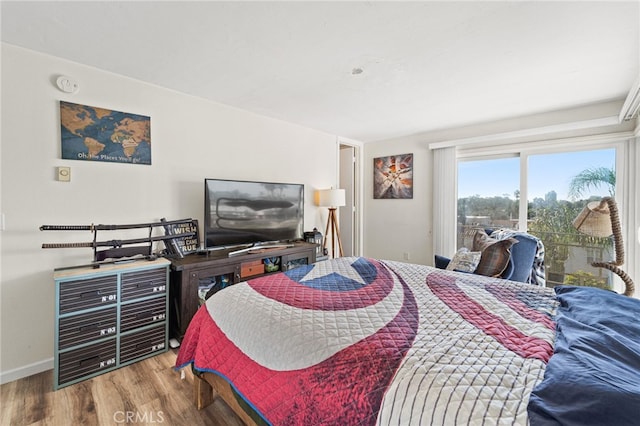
[[435, 229, 545, 285]]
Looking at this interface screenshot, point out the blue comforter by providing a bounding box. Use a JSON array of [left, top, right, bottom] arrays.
[[528, 286, 640, 425]]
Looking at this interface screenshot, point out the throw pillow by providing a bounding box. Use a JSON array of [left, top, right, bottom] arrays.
[[474, 237, 519, 278], [472, 228, 497, 251], [445, 248, 482, 273]]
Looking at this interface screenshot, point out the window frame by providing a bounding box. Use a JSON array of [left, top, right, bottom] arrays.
[[454, 137, 637, 295]]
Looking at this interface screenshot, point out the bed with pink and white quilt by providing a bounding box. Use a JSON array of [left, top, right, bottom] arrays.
[[175, 257, 640, 425]]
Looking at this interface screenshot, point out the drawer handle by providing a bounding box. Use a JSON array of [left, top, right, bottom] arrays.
[[78, 355, 99, 367], [79, 323, 100, 331], [78, 291, 117, 303], [136, 311, 154, 319], [80, 291, 100, 299], [133, 282, 165, 292], [135, 341, 151, 349]]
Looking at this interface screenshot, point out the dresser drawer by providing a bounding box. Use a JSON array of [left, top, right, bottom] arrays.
[[120, 325, 166, 364], [121, 268, 167, 301], [59, 275, 118, 314], [121, 297, 167, 332], [240, 259, 264, 278], [58, 307, 117, 350], [58, 339, 117, 386]]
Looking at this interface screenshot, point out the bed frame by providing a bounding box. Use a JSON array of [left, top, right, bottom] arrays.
[[195, 372, 260, 426]]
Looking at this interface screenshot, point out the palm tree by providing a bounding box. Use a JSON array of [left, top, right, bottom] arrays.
[[531, 166, 615, 287], [567, 167, 615, 199], [529, 197, 612, 287]]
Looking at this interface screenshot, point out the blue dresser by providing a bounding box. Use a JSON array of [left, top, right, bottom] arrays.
[[53, 258, 170, 389]]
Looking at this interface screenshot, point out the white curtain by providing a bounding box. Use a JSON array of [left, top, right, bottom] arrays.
[[432, 146, 457, 259], [621, 138, 639, 297]]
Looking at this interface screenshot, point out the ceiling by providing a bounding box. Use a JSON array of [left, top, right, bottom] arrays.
[[2, 1, 638, 143]]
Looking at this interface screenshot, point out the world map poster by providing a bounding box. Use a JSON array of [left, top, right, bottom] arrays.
[[60, 101, 151, 165]]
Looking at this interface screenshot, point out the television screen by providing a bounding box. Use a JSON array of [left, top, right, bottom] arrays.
[[204, 178, 304, 248]]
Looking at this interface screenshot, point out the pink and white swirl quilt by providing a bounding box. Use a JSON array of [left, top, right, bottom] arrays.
[[175, 257, 557, 425]]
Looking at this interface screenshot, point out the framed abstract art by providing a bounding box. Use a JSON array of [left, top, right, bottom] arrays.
[[373, 153, 413, 199]]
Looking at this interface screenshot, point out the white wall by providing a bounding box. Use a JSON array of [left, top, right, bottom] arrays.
[[0, 44, 339, 382], [363, 136, 433, 265]]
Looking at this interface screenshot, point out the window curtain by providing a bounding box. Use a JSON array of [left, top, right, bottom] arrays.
[[432, 146, 457, 259], [621, 138, 639, 296]]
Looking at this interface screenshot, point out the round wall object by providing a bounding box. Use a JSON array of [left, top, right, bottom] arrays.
[[56, 76, 80, 94]]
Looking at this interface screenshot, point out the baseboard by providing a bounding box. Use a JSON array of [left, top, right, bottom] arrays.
[[0, 358, 53, 385]]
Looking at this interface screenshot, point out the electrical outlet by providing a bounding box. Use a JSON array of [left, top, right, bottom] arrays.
[[403, 252, 410, 261]]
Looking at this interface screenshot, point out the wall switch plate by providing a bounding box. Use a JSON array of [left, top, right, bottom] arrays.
[[57, 166, 71, 182]]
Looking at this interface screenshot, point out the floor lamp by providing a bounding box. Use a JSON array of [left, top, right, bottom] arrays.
[[572, 196, 635, 297], [316, 188, 346, 258]]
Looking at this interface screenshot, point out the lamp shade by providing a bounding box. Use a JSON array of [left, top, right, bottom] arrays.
[[316, 188, 346, 208], [572, 200, 613, 238]]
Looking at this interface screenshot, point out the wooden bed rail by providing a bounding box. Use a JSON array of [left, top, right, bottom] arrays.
[[195, 372, 260, 426]]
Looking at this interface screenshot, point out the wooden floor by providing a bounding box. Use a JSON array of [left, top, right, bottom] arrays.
[[0, 349, 245, 426]]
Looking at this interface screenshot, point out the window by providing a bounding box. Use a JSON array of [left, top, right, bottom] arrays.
[[457, 146, 618, 290], [527, 149, 615, 289], [458, 156, 520, 247]]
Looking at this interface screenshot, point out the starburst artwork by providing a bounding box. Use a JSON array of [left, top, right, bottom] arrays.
[[373, 153, 413, 199]]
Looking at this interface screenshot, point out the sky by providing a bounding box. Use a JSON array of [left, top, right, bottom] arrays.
[[458, 148, 616, 201]]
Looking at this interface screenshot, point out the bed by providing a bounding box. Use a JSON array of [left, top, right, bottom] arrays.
[[175, 257, 640, 425]]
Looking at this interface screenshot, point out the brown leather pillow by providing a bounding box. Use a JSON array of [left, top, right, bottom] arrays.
[[473, 230, 519, 277], [472, 229, 496, 251]]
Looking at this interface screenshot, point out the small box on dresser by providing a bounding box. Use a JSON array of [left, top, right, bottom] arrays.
[[53, 258, 170, 390]]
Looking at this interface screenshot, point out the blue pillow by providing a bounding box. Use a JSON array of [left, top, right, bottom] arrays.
[[528, 286, 640, 425]]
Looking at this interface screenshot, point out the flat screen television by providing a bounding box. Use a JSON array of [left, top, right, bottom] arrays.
[[204, 178, 304, 249]]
